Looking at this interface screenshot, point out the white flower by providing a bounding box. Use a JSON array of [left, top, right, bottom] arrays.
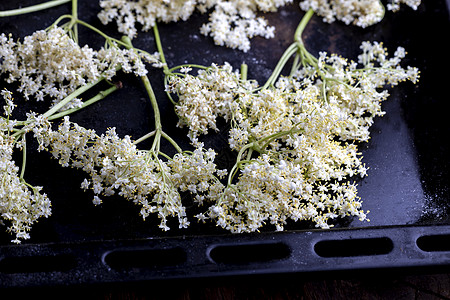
[[180, 66, 192, 74], [32, 116, 231, 232], [299, 0, 421, 28], [80, 179, 90, 190], [98, 0, 293, 51], [93, 196, 103, 205], [0, 27, 161, 109], [0, 132, 51, 243], [174, 40, 418, 232], [167, 62, 253, 142], [1, 89, 15, 116]]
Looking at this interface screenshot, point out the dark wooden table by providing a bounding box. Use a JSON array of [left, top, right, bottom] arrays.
[[103, 273, 450, 299], [5, 270, 450, 299]]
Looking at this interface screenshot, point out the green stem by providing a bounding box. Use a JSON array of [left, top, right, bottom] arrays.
[[157, 151, 172, 161], [289, 54, 300, 77], [240, 63, 248, 81], [167, 64, 208, 74], [259, 8, 315, 87], [252, 124, 304, 151], [51, 16, 156, 60], [0, 0, 70, 17], [19, 134, 26, 180], [11, 77, 111, 140], [141, 75, 161, 133], [141, 72, 162, 152], [133, 129, 184, 153], [143, 77, 162, 153], [228, 143, 254, 186], [121, 36, 182, 154], [133, 130, 156, 145], [245, 148, 253, 161], [70, 0, 78, 43], [48, 84, 119, 120], [50, 14, 108, 41], [294, 8, 315, 44], [50, 14, 73, 28], [153, 23, 169, 73], [261, 43, 298, 90], [42, 76, 104, 119], [161, 131, 182, 153], [75, 18, 130, 48]]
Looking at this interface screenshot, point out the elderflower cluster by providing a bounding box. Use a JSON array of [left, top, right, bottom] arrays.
[[1, 89, 15, 116], [189, 74, 369, 231], [98, 0, 292, 52], [98, 0, 422, 51], [169, 43, 418, 145], [198, 0, 291, 52], [203, 156, 366, 232], [299, 0, 421, 27], [387, 0, 421, 12], [167, 41, 418, 231], [32, 116, 226, 231], [0, 26, 161, 109], [299, 0, 385, 27], [166, 63, 256, 141], [308, 42, 419, 141], [98, 0, 203, 37], [1, 91, 51, 243]]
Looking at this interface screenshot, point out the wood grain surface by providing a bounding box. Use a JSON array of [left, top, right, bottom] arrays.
[[101, 273, 450, 300], [5, 270, 449, 299]]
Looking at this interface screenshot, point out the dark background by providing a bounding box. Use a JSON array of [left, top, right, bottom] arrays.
[[0, 0, 449, 298]]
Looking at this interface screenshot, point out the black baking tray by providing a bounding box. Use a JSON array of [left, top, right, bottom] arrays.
[[0, 0, 449, 288]]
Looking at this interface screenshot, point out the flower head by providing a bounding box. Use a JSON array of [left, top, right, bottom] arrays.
[[0, 27, 160, 110], [0, 132, 51, 243]]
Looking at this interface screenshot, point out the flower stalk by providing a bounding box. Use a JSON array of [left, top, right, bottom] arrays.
[[0, 0, 70, 17], [262, 9, 315, 90], [121, 36, 182, 154]]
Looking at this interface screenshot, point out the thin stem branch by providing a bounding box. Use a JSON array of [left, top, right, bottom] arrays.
[[70, 0, 78, 43], [42, 76, 105, 119], [167, 64, 208, 74], [294, 8, 315, 44], [133, 130, 156, 145], [289, 54, 300, 77], [0, 0, 70, 17], [51, 16, 157, 61], [48, 84, 119, 120], [153, 23, 169, 73], [11, 78, 113, 139], [121, 36, 183, 154], [50, 14, 73, 28], [19, 134, 26, 180], [75, 18, 130, 48], [228, 143, 254, 186], [261, 43, 298, 90], [240, 63, 248, 81], [161, 131, 182, 153]]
